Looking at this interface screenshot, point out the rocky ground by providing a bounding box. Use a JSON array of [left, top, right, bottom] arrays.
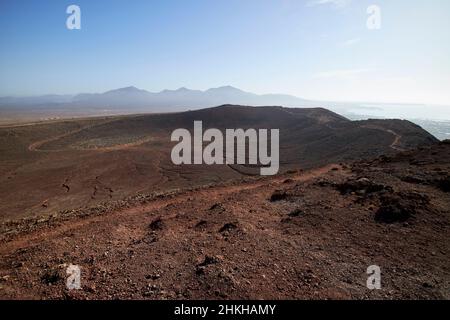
[[0, 142, 449, 300]]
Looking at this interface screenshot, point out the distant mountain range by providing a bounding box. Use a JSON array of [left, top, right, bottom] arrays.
[[2, 86, 447, 141], [0, 86, 313, 111]]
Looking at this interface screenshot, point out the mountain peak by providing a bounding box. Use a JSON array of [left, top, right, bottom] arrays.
[[159, 87, 197, 94], [122, 86, 139, 91], [105, 86, 144, 94], [206, 85, 244, 93]]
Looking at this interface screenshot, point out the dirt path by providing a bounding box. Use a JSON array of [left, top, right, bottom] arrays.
[[1, 146, 449, 300], [360, 124, 405, 151], [385, 129, 404, 151], [27, 120, 153, 153], [0, 164, 339, 255], [28, 120, 116, 152]]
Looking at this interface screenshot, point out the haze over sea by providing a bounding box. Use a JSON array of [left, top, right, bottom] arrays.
[[332, 104, 450, 140]]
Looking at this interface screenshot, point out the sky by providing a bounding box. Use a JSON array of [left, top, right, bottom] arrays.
[[0, 0, 449, 105]]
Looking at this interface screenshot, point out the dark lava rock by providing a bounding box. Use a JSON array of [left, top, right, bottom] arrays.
[[196, 255, 221, 275], [336, 178, 391, 196], [270, 190, 289, 202], [378, 155, 392, 163], [375, 196, 412, 223], [399, 191, 430, 204], [434, 176, 450, 192], [41, 268, 63, 285], [198, 255, 220, 267], [401, 172, 450, 193], [219, 222, 238, 233], [401, 175, 427, 184], [209, 203, 225, 211], [149, 217, 164, 231], [374, 191, 428, 223], [288, 209, 303, 217], [315, 179, 333, 187], [194, 220, 208, 230]]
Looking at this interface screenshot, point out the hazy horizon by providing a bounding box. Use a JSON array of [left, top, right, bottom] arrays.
[[2, 84, 450, 109], [1, 0, 450, 105]]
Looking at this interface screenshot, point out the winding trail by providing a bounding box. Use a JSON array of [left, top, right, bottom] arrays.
[[28, 121, 116, 152], [386, 129, 404, 151], [360, 124, 405, 152], [0, 164, 340, 255], [27, 120, 153, 152]]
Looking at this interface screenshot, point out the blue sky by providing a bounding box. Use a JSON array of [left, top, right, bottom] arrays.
[[0, 0, 449, 104]]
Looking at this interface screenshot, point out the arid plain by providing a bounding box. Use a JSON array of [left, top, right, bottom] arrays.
[[0, 105, 448, 299]]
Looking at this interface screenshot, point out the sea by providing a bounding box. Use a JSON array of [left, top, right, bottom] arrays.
[[326, 103, 450, 141]]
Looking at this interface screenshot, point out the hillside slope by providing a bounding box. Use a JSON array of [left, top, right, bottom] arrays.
[[0, 105, 438, 222], [1, 141, 449, 299]]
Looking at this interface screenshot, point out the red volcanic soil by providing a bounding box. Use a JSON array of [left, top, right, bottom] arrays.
[[0, 142, 449, 300], [0, 106, 437, 223]]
